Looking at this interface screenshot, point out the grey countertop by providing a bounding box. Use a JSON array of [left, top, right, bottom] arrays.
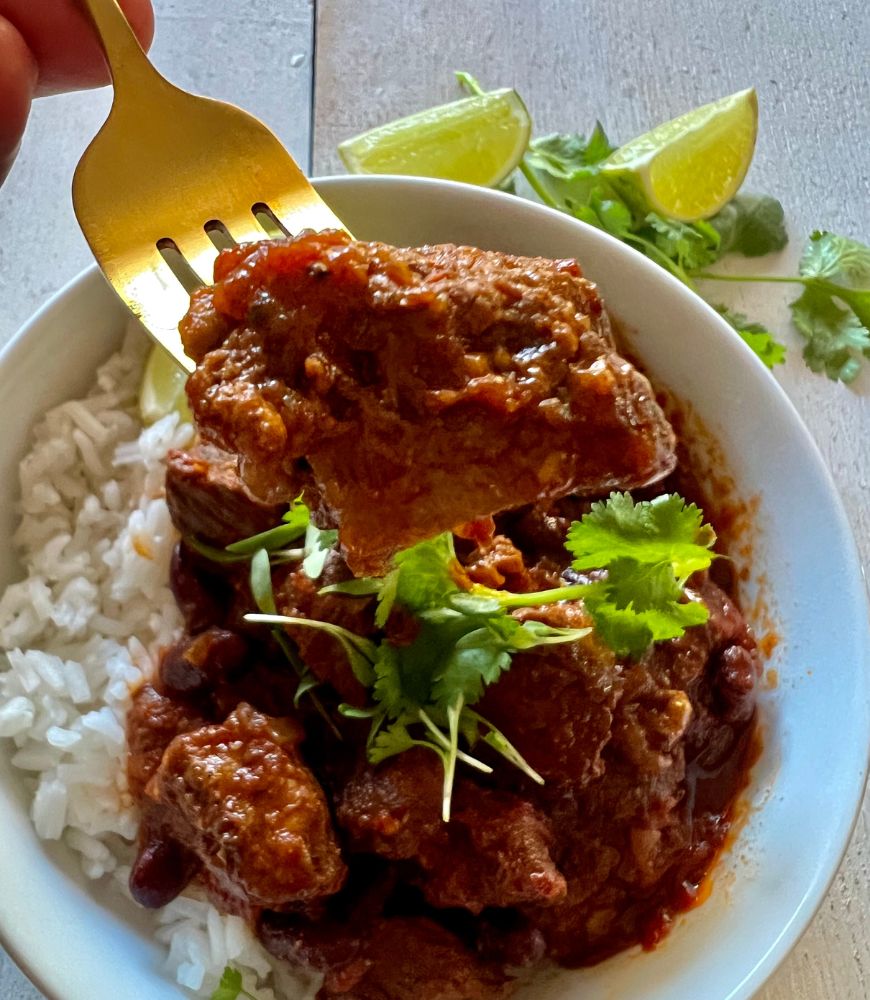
[[2, 0, 869, 996]]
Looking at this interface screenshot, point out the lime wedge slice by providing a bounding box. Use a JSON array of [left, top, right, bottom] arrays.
[[601, 89, 758, 221], [139, 343, 192, 425], [338, 89, 531, 188]]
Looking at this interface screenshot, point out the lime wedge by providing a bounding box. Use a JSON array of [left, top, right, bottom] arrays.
[[338, 89, 531, 188], [601, 89, 758, 221], [139, 343, 192, 425]]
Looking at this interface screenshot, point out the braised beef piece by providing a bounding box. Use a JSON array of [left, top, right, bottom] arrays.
[[456, 518, 539, 592], [180, 231, 676, 574], [273, 550, 376, 706], [143, 704, 346, 914], [521, 578, 760, 964], [126, 685, 205, 909], [336, 749, 566, 914], [169, 540, 234, 634], [260, 913, 516, 1000], [479, 602, 623, 788], [165, 443, 285, 546], [126, 683, 204, 801]]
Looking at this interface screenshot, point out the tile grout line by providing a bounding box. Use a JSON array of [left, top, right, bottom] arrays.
[[307, 0, 319, 174]]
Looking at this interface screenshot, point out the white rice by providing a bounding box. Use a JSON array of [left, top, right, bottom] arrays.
[[0, 324, 318, 998]]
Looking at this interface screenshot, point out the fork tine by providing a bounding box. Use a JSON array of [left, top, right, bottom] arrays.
[[169, 230, 221, 288]]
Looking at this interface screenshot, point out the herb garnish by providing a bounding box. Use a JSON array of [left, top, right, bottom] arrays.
[[250, 532, 590, 820], [183, 496, 337, 728], [243, 493, 716, 820], [458, 72, 870, 382], [470, 493, 716, 658], [699, 230, 870, 382], [210, 966, 259, 1000]]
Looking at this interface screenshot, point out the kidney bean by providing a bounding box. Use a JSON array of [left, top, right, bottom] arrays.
[[129, 834, 198, 909], [159, 628, 248, 697]]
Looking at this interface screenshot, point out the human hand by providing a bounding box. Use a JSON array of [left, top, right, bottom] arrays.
[[0, 0, 154, 181]]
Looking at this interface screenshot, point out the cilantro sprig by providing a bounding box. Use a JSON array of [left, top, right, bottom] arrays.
[[254, 533, 589, 820], [457, 72, 870, 382], [241, 493, 716, 820], [475, 493, 716, 657], [698, 231, 870, 382]]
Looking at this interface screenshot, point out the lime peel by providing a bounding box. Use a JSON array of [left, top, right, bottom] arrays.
[[601, 89, 758, 222], [338, 89, 531, 189], [139, 343, 192, 425]]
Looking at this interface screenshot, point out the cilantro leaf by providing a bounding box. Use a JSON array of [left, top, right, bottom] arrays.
[[642, 214, 722, 273], [368, 718, 421, 763], [372, 644, 408, 715], [798, 230, 870, 329], [210, 967, 258, 1000], [525, 124, 615, 177], [791, 285, 870, 383], [709, 194, 788, 257], [374, 568, 400, 626], [590, 559, 709, 653], [800, 230, 870, 287], [566, 493, 716, 579], [716, 307, 787, 369], [393, 533, 464, 612], [211, 967, 243, 1000], [430, 622, 514, 706]]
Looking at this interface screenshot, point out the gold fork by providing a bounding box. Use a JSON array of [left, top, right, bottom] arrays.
[[72, 0, 344, 372]]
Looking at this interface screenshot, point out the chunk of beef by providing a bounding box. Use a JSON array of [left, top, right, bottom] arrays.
[[260, 914, 516, 1000], [181, 231, 676, 574], [145, 703, 346, 911], [336, 749, 565, 913], [456, 519, 536, 593], [521, 579, 760, 965], [165, 443, 286, 546], [640, 577, 760, 770], [274, 550, 376, 706], [169, 540, 234, 634], [126, 683, 203, 801], [479, 602, 623, 788], [126, 685, 205, 909]]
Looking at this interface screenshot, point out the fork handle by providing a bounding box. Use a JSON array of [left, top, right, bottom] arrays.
[[77, 0, 165, 101]]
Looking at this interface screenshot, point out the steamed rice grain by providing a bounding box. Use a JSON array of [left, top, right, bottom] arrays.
[[0, 324, 315, 998]]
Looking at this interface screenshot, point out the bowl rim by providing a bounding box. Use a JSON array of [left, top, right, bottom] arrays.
[[0, 172, 868, 1000]]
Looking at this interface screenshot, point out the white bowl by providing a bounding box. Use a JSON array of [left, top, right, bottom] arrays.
[[1, 175, 868, 1000]]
